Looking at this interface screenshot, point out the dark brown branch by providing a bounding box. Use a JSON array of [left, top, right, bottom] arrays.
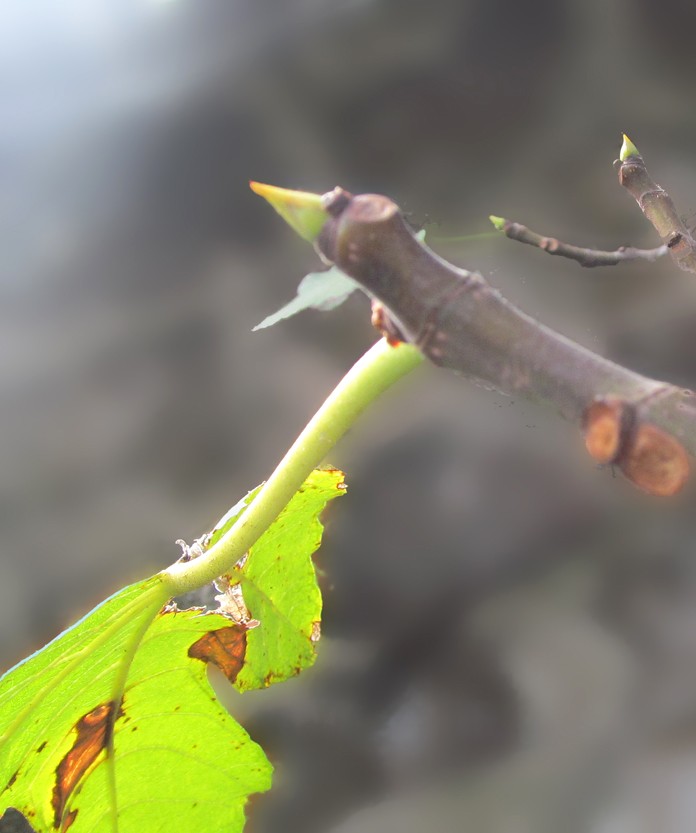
[[317, 189, 695, 496], [491, 216, 667, 268], [615, 135, 696, 274]]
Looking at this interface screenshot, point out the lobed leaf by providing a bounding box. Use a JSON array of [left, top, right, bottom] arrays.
[[0, 579, 270, 832], [0, 468, 345, 831]]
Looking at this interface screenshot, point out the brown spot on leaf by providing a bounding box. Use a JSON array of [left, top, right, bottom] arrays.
[[5, 768, 18, 790], [188, 625, 247, 683], [619, 422, 690, 497], [52, 701, 115, 830], [61, 809, 78, 832]]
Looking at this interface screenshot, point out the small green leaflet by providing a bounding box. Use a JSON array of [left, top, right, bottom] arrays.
[[253, 267, 359, 331], [0, 468, 345, 832], [253, 230, 427, 331]]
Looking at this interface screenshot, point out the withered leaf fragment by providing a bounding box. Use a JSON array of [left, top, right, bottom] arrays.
[[188, 625, 248, 683]]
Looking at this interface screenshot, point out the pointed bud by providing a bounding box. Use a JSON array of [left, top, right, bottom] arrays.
[[250, 182, 328, 242], [489, 215, 507, 231], [619, 134, 641, 162]]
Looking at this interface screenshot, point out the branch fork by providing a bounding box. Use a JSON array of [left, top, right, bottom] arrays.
[[314, 186, 694, 496], [252, 137, 696, 497]]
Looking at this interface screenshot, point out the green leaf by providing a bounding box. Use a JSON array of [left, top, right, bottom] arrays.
[[0, 467, 344, 830], [253, 268, 359, 331], [489, 215, 507, 231], [0, 578, 271, 832], [253, 229, 428, 331], [0, 577, 164, 832], [204, 468, 347, 690], [234, 468, 345, 689]]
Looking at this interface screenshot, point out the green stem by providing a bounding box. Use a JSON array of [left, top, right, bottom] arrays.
[[162, 339, 423, 595]]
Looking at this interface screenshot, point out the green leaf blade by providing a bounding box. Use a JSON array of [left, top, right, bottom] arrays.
[[234, 468, 346, 691], [0, 579, 273, 832], [0, 576, 166, 831], [103, 609, 271, 833], [253, 268, 359, 331], [1, 468, 346, 830]]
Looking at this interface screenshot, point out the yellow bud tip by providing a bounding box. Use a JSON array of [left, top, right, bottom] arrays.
[[250, 181, 328, 242], [489, 215, 507, 231], [619, 134, 640, 162]]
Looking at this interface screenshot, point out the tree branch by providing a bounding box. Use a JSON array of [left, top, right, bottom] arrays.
[[616, 134, 696, 274], [489, 215, 667, 268], [316, 189, 693, 496]]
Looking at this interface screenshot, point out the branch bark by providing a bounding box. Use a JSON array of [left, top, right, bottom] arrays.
[[316, 189, 694, 496]]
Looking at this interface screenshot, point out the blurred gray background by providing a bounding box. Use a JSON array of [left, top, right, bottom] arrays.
[[4, 0, 696, 830]]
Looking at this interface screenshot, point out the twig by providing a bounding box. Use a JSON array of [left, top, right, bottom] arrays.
[[616, 134, 696, 274], [489, 215, 667, 268]]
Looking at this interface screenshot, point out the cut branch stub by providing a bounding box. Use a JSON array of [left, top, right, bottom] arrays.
[[615, 135, 696, 273], [583, 398, 633, 464], [584, 396, 689, 496]]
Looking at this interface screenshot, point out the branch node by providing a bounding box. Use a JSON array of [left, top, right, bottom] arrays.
[[322, 187, 353, 217], [616, 138, 696, 273]]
